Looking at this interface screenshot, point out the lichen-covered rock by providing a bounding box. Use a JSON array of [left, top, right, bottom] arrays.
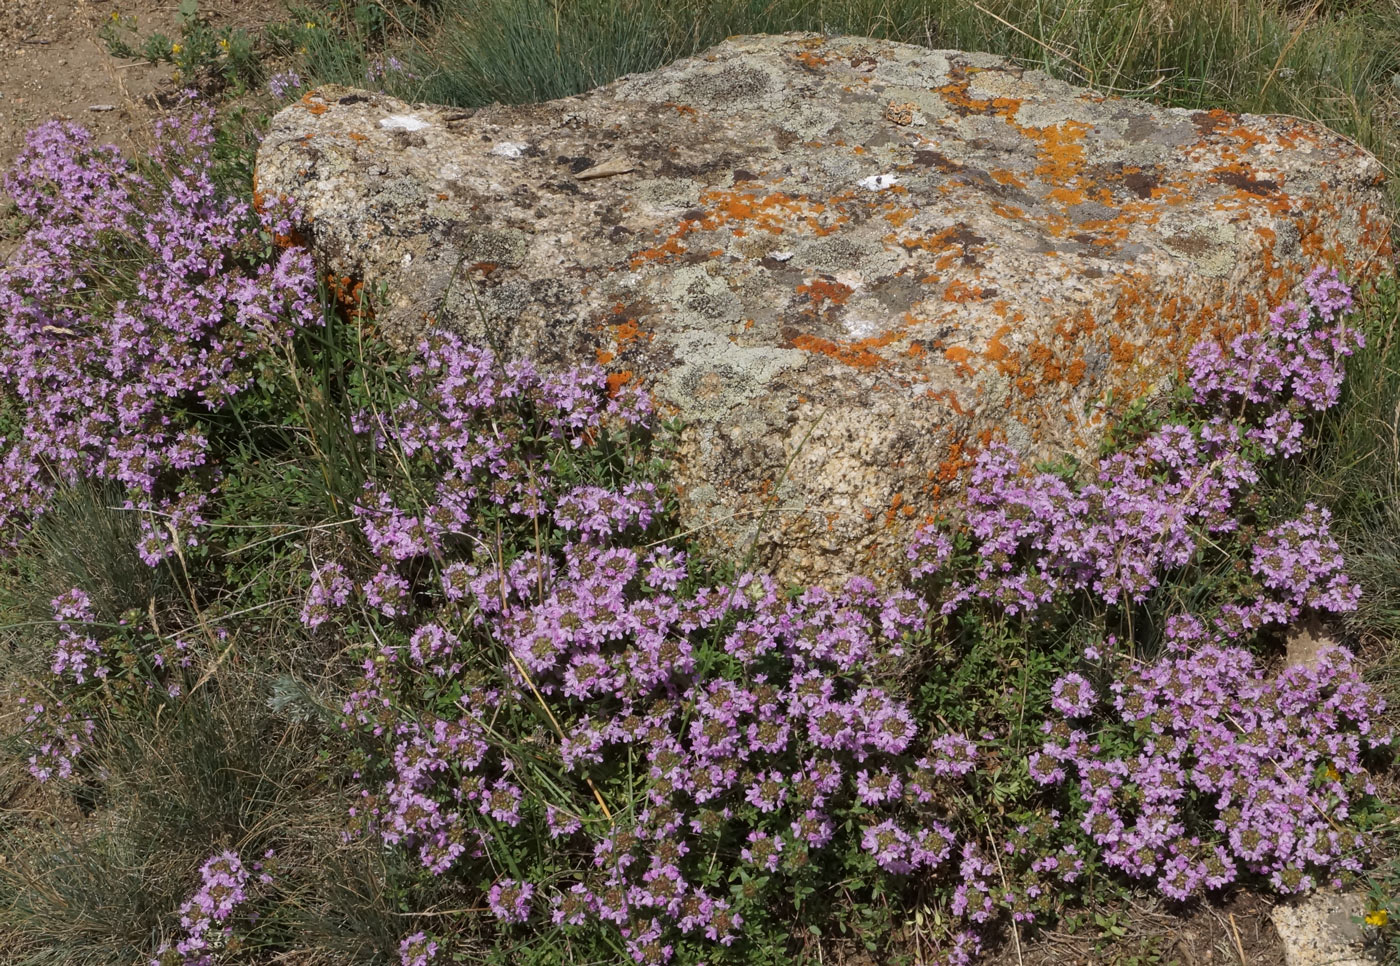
[[253, 33, 1394, 587]]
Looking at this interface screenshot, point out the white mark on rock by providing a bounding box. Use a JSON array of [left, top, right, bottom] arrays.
[[379, 114, 430, 131], [401, 253, 413, 267], [770, 251, 794, 262], [489, 141, 529, 158], [857, 173, 898, 191], [844, 317, 880, 340]]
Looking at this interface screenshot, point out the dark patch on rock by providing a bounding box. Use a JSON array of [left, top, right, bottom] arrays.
[[1164, 232, 1211, 255], [680, 63, 771, 102], [946, 223, 988, 251], [1122, 113, 1159, 143], [1191, 111, 1231, 138], [389, 130, 427, 150], [1122, 167, 1160, 199], [907, 150, 963, 172], [1217, 170, 1279, 196]]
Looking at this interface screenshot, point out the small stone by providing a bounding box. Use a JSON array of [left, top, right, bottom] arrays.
[[884, 101, 915, 125], [489, 141, 528, 158], [1285, 616, 1338, 667], [1272, 892, 1378, 966], [87, 104, 116, 112], [575, 157, 635, 180]]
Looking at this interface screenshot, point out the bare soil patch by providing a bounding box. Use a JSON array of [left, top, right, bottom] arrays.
[[0, 0, 287, 169]]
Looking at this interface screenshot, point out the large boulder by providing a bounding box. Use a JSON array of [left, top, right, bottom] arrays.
[[253, 33, 1394, 587]]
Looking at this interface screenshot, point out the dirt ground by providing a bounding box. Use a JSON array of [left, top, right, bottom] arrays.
[[0, 0, 288, 170]]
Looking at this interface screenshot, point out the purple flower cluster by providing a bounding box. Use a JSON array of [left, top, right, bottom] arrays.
[[342, 332, 652, 575], [19, 584, 196, 781], [299, 560, 354, 629], [266, 71, 302, 99], [288, 263, 1382, 962], [325, 334, 1018, 962], [0, 101, 318, 558], [14, 588, 106, 781], [1189, 267, 1361, 417], [16, 695, 93, 782], [366, 56, 418, 86], [399, 931, 438, 966], [1035, 642, 1387, 898], [49, 587, 104, 684], [152, 850, 272, 966], [912, 268, 1365, 622]]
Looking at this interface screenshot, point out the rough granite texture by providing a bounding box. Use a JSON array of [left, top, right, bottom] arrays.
[[252, 33, 1394, 587], [1272, 892, 1377, 966]]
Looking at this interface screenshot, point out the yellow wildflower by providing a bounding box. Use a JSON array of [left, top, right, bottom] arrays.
[[111, 11, 120, 21], [172, 43, 182, 54], [218, 38, 228, 50], [305, 21, 316, 29], [1366, 909, 1389, 928]]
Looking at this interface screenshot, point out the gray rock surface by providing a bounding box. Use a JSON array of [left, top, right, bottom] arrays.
[[1273, 892, 1378, 966], [253, 33, 1394, 587]]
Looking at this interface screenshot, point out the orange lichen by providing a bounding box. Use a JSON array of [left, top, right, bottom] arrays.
[[935, 78, 1023, 121], [883, 492, 917, 527], [943, 279, 990, 303], [983, 326, 1012, 362], [924, 388, 969, 416], [1108, 334, 1137, 366], [1045, 186, 1088, 206], [325, 271, 372, 322], [884, 206, 915, 228], [790, 332, 891, 369], [630, 235, 688, 268], [605, 371, 634, 397], [930, 438, 978, 490], [1026, 120, 1091, 186], [300, 92, 329, 115], [696, 189, 839, 236], [795, 278, 854, 308], [611, 317, 648, 348]]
